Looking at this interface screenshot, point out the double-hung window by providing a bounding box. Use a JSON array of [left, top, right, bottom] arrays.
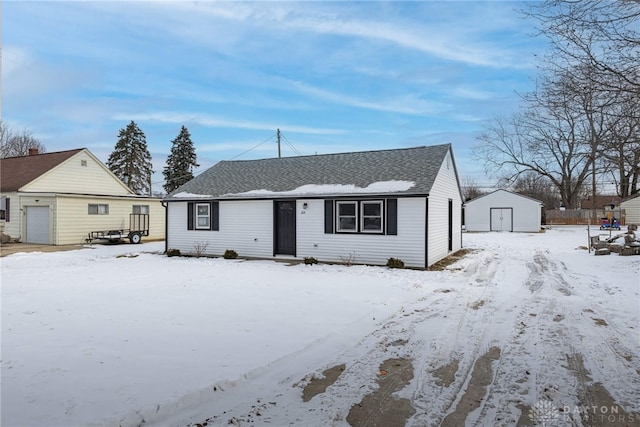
[[88, 204, 109, 215], [361, 201, 383, 233], [196, 203, 210, 229], [187, 201, 219, 231], [336, 201, 358, 232], [327, 199, 392, 234], [335, 200, 384, 233], [132, 205, 149, 214]]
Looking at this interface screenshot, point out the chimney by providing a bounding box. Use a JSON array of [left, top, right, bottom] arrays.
[[28, 148, 39, 156]]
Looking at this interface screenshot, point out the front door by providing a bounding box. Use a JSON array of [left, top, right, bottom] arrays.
[[275, 200, 296, 255]]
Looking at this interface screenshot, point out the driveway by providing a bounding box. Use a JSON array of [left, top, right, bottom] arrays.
[[0, 243, 87, 257]]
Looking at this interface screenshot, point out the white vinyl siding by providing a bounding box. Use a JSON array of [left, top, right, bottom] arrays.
[[167, 200, 273, 257], [620, 196, 640, 224], [297, 198, 426, 268], [426, 151, 463, 266], [167, 198, 426, 266]]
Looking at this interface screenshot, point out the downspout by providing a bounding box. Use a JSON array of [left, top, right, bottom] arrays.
[[425, 196, 429, 269], [461, 202, 464, 249], [161, 200, 168, 254]]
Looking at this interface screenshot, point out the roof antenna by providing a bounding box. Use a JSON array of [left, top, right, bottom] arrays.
[[277, 128, 281, 158]]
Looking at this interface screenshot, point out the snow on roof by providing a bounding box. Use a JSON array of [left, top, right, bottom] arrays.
[[221, 180, 416, 198], [172, 191, 214, 198]]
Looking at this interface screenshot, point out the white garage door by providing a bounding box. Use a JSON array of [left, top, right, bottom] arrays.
[[26, 206, 50, 244], [490, 208, 513, 232]]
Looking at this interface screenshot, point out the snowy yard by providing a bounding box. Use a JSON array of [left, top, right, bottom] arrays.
[[1, 226, 639, 426]]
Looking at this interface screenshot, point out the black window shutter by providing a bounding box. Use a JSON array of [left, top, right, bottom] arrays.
[[211, 201, 219, 231], [324, 200, 334, 234], [387, 198, 397, 235], [5, 198, 9, 222], [187, 202, 194, 230]]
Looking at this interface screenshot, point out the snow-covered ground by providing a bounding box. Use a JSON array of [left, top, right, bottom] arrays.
[[1, 226, 639, 427]]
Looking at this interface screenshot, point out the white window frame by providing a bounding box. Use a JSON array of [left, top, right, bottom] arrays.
[[361, 200, 384, 233], [0, 196, 6, 221], [195, 203, 210, 229], [336, 201, 358, 232], [88, 204, 109, 215], [132, 205, 149, 214]]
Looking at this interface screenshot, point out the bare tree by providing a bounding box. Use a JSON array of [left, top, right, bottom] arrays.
[[512, 172, 560, 209], [0, 121, 46, 158], [475, 93, 593, 210], [518, 1, 640, 202], [460, 176, 486, 202], [601, 95, 640, 197], [523, 1, 640, 95], [477, 0, 640, 208]]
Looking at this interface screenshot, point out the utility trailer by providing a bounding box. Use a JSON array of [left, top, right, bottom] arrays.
[[86, 214, 149, 244]]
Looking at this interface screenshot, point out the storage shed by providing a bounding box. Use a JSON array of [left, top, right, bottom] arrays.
[[164, 144, 463, 268], [464, 189, 542, 232]]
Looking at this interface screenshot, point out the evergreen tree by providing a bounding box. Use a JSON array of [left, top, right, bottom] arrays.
[[163, 125, 199, 193], [108, 121, 154, 195]]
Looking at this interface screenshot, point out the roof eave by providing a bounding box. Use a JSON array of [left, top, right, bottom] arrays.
[[165, 191, 429, 202]]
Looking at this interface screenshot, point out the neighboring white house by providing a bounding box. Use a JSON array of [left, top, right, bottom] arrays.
[[620, 193, 640, 225], [464, 189, 542, 232], [0, 148, 165, 245], [164, 144, 463, 268]]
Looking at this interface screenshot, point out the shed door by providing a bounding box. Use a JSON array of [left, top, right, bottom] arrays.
[[274, 200, 296, 256], [26, 206, 50, 244], [490, 208, 513, 232]]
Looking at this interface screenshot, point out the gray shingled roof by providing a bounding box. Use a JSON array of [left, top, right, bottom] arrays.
[[166, 144, 452, 199]]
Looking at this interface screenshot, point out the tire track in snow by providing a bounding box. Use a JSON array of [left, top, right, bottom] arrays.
[[479, 248, 640, 426]]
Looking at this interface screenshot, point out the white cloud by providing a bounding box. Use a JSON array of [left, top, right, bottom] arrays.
[[115, 112, 346, 136], [286, 80, 446, 115]]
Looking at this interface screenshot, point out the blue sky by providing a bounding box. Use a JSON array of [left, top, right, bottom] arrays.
[[2, 1, 547, 193]]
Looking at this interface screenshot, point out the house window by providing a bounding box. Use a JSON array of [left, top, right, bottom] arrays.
[[133, 205, 149, 214], [325, 198, 397, 236], [196, 203, 210, 229], [336, 201, 358, 232], [0, 196, 8, 221], [361, 201, 383, 233], [187, 201, 219, 231], [88, 204, 109, 215]]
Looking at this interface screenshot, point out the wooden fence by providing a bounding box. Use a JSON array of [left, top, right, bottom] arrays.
[[545, 209, 626, 226]]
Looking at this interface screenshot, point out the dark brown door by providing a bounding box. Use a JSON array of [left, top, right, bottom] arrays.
[[275, 200, 296, 255]]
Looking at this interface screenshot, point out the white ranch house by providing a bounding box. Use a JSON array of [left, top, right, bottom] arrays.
[[0, 148, 165, 245], [164, 144, 463, 268], [464, 189, 543, 233]]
